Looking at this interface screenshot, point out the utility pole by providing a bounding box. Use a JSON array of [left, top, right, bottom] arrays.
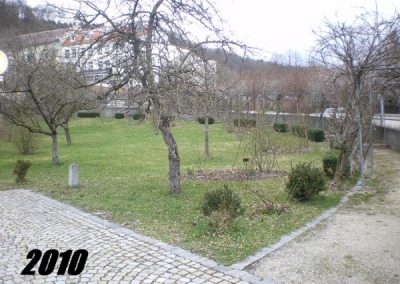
[[355, 79, 365, 188], [368, 83, 374, 176], [379, 95, 385, 142]]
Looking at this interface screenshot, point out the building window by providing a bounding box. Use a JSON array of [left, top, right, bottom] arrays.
[[86, 47, 92, 57], [72, 48, 77, 58], [105, 60, 110, 68], [64, 50, 70, 59], [88, 62, 93, 70], [104, 45, 109, 54], [113, 43, 118, 53], [25, 54, 33, 62], [70, 35, 75, 41], [98, 61, 103, 70]]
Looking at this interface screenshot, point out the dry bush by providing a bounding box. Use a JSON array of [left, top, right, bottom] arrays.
[[13, 127, 39, 155]]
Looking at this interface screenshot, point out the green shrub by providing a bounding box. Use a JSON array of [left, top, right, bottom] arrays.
[[197, 117, 215, 124], [322, 155, 337, 178], [233, 118, 256, 127], [201, 185, 243, 227], [132, 113, 146, 120], [307, 128, 325, 142], [13, 127, 39, 155], [285, 162, 326, 201], [291, 125, 307, 137], [13, 160, 32, 183], [329, 136, 341, 150], [115, 113, 125, 119], [323, 154, 350, 179], [77, 112, 100, 118], [273, 122, 288, 132]]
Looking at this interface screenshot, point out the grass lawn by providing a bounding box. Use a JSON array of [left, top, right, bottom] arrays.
[[0, 118, 342, 265]]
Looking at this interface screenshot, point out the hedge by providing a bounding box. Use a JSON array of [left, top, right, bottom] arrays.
[[115, 113, 125, 119], [291, 125, 307, 137], [307, 128, 325, 142], [273, 122, 288, 132], [322, 154, 350, 179], [329, 136, 341, 150], [285, 162, 326, 201], [197, 117, 215, 124], [132, 113, 146, 120], [77, 112, 100, 118], [233, 118, 256, 127]]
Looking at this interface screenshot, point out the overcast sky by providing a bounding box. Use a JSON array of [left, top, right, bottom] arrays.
[[26, 0, 400, 60]]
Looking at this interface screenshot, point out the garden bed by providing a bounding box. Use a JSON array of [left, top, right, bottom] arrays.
[[185, 168, 287, 180]]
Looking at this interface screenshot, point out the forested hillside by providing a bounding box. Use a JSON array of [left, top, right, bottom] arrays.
[[0, 0, 69, 38]]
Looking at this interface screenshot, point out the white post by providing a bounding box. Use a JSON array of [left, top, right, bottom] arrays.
[[69, 163, 79, 188]]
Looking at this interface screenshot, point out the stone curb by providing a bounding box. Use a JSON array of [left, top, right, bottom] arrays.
[[229, 183, 363, 271]]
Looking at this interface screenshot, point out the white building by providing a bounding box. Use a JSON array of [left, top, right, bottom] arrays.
[[1, 26, 218, 116]]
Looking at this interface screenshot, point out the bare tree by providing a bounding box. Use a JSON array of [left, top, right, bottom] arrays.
[[183, 52, 239, 159], [0, 46, 92, 164], [314, 12, 400, 182], [57, 0, 245, 193]]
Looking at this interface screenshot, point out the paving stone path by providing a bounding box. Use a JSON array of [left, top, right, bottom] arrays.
[[0, 189, 268, 284]]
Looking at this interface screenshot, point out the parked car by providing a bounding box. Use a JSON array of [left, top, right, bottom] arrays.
[[324, 107, 345, 118]]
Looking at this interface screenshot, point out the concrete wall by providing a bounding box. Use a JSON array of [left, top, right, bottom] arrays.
[[218, 111, 330, 130], [374, 126, 400, 151], [100, 107, 139, 117], [218, 111, 400, 151]]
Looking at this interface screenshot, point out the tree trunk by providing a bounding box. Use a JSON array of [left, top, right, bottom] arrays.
[[158, 116, 181, 193], [318, 110, 325, 129], [7, 119, 13, 142], [51, 131, 60, 165], [334, 131, 357, 182], [335, 148, 348, 182], [204, 116, 209, 159], [62, 124, 71, 145]]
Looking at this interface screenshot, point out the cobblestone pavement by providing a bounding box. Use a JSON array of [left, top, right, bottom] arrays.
[[0, 189, 268, 284]]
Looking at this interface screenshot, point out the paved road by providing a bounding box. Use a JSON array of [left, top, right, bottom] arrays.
[[0, 190, 267, 284], [373, 116, 400, 130]]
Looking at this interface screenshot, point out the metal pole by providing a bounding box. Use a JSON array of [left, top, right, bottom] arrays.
[[380, 95, 385, 142], [356, 79, 364, 188], [369, 86, 374, 176]]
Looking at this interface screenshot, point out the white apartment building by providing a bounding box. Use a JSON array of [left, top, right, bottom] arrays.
[[1, 27, 218, 116], [60, 28, 121, 82], [60, 27, 215, 85]]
